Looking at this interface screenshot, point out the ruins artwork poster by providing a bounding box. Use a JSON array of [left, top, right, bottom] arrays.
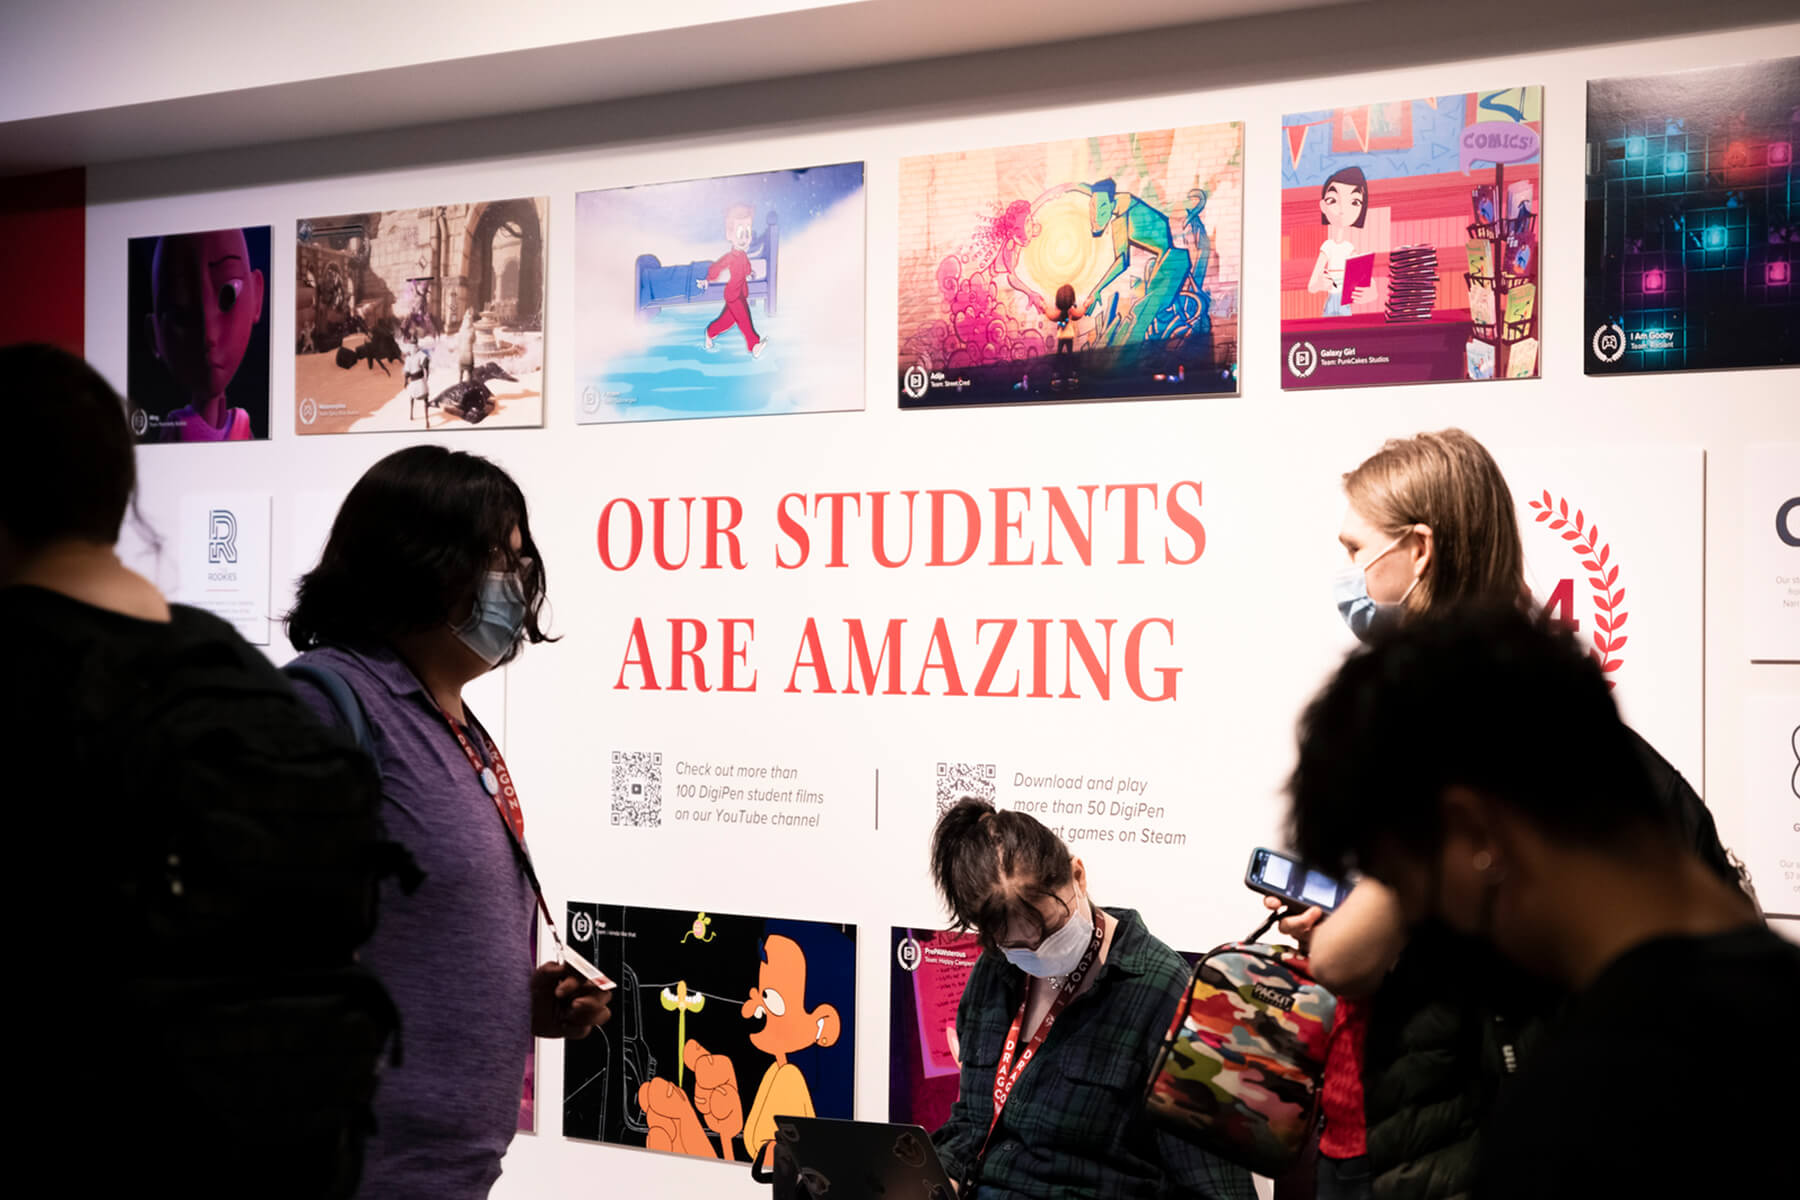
[[897, 124, 1243, 407], [294, 199, 547, 434]]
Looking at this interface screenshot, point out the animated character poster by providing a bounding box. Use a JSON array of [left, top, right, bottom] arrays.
[[574, 162, 866, 423], [897, 124, 1242, 407], [294, 199, 547, 434], [1280, 88, 1543, 387], [1585, 57, 1800, 374], [562, 903, 856, 1167], [127, 225, 272, 443], [889, 927, 983, 1131]]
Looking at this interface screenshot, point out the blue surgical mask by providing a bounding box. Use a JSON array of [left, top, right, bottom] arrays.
[[1002, 893, 1095, 978], [1332, 534, 1419, 642], [453, 572, 528, 667]]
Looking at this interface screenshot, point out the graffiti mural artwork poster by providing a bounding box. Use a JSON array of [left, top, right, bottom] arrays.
[[575, 163, 866, 423], [897, 125, 1243, 406], [1280, 88, 1543, 387], [562, 903, 856, 1166], [294, 199, 547, 434], [1585, 58, 1800, 374]]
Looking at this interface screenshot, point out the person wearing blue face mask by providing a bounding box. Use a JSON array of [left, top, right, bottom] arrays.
[[1270, 429, 1751, 1200], [286, 445, 611, 1200], [928, 797, 1252, 1200]]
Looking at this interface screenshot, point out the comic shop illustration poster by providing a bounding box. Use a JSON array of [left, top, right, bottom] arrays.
[[127, 225, 272, 443], [1280, 89, 1543, 388], [562, 903, 856, 1166], [889, 927, 983, 1131], [575, 162, 866, 423], [897, 124, 1242, 407], [294, 199, 547, 434], [1585, 58, 1800, 374]]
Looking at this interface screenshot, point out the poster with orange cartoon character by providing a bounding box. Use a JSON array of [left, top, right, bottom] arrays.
[[561, 902, 856, 1165]]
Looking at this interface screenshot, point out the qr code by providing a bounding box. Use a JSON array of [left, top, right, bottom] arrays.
[[610, 751, 663, 828], [935, 762, 996, 815]]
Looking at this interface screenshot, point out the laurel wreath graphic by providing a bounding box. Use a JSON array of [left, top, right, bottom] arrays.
[[1529, 492, 1626, 687]]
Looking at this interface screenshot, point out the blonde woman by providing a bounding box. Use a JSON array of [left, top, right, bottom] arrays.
[[1277, 429, 1747, 1200]]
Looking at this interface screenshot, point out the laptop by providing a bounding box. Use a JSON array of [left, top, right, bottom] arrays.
[[767, 1116, 957, 1200]]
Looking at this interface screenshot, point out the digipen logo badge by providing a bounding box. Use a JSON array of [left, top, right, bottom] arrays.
[[1592, 323, 1626, 363], [572, 911, 593, 941], [1776, 496, 1800, 549], [298, 397, 318, 426], [902, 362, 930, 400], [207, 509, 239, 564], [1287, 340, 1319, 379], [896, 935, 923, 972]]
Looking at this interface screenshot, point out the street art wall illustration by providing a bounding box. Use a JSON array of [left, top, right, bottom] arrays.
[[1585, 57, 1800, 374], [1280, 88, 1543, 387], [562, 903, 856, 1167], [897, 124, 1242, 406], [294, 198, 547, 434], [575, 162, 866, 423], [127, 225, 271, 443]]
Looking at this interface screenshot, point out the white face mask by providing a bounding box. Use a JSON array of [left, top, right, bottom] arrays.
[[1331, 532, 1421, 642], [1002, 892, 1094, 978]]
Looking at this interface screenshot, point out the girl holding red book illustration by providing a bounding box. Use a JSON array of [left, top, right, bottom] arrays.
[[1307, 166, 1377, 317]]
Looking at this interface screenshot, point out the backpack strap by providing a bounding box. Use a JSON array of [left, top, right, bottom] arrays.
[[284, 661, 374, 754]]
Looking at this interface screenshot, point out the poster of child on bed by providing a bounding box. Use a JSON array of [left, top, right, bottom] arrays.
[[574, 162, 866, 424]]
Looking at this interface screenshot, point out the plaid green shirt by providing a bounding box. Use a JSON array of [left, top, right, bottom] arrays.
[[932, 908, 1254, 1199]]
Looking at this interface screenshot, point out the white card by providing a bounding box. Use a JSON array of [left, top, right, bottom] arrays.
[[1742, 694, 1800, 921], [1745, 444, 1800, 662], [177, 493, 273, 645]]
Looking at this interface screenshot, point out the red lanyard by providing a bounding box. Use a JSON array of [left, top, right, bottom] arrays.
[[980, 905, 1106, 1149], [435, 704, 562, 952]]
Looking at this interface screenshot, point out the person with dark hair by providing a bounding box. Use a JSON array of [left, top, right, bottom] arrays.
[[1307, 166, 1373, 316], [1, 343, 401, 1196], [1286, 607, 1795, 1198], [927, 797, 1252, 1199], [1270, 428, 1751, 1200], [286, 445, 611, 1199], [1041, 282, 1084, 389]]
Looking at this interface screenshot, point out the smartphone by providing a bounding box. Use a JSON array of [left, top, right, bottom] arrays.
[[561, 944, 618, 991], [1244, 847, 1349, 913]]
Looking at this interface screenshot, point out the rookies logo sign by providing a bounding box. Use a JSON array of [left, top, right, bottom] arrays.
[[1529, 491, 1627, 686], [896, 935, 923, 971], [208, 510, 239, 564], [1591, 323, 1626, 363]]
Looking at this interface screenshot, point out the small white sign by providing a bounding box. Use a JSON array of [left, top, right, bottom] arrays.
[[1742, 694, 1800, 921], [177, 493, 272, 645], [1746, 444, 1800, 662]]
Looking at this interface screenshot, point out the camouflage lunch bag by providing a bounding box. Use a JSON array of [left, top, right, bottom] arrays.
[[1144, 941, 1338, 1176]]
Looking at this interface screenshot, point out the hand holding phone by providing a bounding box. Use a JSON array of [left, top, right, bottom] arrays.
[[1245, 847, 1348, 914]]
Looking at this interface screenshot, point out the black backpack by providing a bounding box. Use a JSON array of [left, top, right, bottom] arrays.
[[113, 633, 414, 1197]]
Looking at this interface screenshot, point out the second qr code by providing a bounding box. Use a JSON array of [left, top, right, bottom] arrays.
[[935, 762, 996, 814]]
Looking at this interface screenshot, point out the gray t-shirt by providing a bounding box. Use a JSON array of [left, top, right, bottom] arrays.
[[290, 644, 534, 1200]]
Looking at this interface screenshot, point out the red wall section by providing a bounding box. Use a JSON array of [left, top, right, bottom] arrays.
[[0, 168, 86, 355]]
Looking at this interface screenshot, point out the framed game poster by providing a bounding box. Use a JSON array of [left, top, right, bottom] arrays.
[[562, 903, 855, 1166], [897, 123, 1243, 406], [1586, 57, 1800, 374], [575, 162, 866, 423], [294, 199, 547, 434], [1280, 88, 1543, 387], [127, 225, 272, 443]]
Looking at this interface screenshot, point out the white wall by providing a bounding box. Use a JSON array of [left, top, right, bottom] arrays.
[[84, 4, 1799, 1195]]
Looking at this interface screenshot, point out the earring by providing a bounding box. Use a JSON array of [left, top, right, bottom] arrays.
[[1472, 850, 1493, 872]]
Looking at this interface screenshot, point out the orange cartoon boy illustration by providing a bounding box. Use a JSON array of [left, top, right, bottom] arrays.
[[637, 934, 840, 1165], [697, 203, 766, 358]]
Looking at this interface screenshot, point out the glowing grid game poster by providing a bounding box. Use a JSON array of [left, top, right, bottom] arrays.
[[1585, 57, 1800, 373]]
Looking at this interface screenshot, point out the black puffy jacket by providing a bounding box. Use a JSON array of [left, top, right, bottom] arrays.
[[1360, 730, 1749, 1200]]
